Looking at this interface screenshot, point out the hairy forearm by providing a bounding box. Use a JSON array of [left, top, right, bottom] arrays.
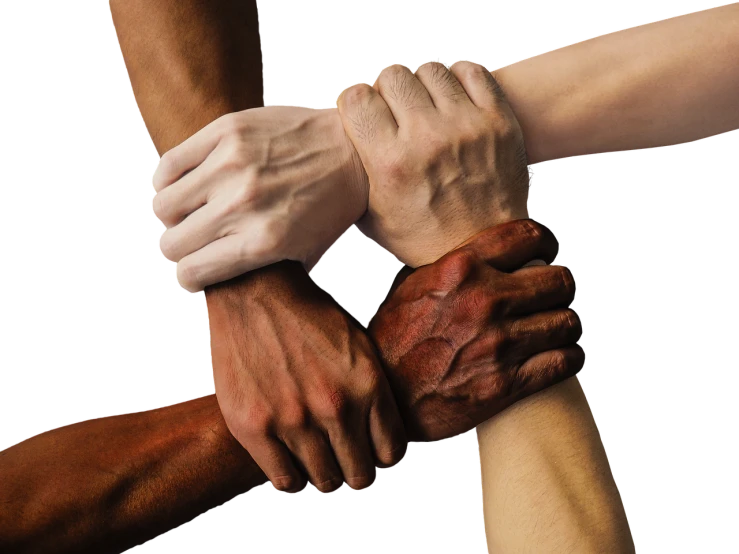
[[0, 396, 266, 553], [495, 3, 739, 164], [477, 379, 634, 553]]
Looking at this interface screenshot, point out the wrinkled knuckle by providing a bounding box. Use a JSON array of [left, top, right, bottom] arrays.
[[152, 193, 170, 223], [461, 287, 497, 319], [439, 249, 477, 285], [318, 389, 351, 424], [416, 61, 446, 78], [155, 152, 178, 188]]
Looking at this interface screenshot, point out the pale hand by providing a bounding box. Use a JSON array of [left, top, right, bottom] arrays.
[[337, 61, 530, 267], [152, 107, 366, 291]]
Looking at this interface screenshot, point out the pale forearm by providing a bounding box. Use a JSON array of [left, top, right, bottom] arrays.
[[495, 3, 739, 164], [0, 396, 266, 553], [477, 379, 634, 553]]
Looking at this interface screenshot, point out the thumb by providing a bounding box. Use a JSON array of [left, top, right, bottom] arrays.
[[453, 219, 559, 272]]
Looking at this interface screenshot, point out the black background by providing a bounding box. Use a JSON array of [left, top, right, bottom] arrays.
[[0, 3, 736, 552]]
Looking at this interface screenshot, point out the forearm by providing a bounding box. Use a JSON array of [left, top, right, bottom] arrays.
[[477, 379, 634, 553], [110, 0, 263, 154], [495, 3, 739, 164], [0, 396, 266, 553]]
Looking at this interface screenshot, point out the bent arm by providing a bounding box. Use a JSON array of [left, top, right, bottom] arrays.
[[495, 3, 739, 164], [0, 396, 266, 553]]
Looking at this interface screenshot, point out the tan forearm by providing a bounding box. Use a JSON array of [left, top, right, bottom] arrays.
[[0, 396, 266, 554], [477, 379, 634, 553], [494, 3, 739, 164]]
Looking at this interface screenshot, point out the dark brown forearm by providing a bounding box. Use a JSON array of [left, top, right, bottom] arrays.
[[0, 5, 274, 552], [110, 0, 263, 154], [0, 396, 266, 554]]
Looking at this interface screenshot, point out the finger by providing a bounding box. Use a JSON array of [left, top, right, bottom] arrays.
[[159, 200, 227, 263], [514, 345, 585, 398], [246, 436, 307, 493], [503, 265, 577, 315], [326, 415, 377, 491], [337, 83, 398, 152], [455, 219, 559, 271], [374, 64, 435, 125], [152, 155, 220, 228], [449, 61, 506, 109], [368, 380, 407, 469], [176, 234, 282, 292], [283, 429, 344, 493], [500, 309, 582, 360], [415, 62, 471, 109], [153, 117, 226, 191]]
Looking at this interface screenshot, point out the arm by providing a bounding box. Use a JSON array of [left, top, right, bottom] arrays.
[[495, 2, 739, 164], [110, 0, 405, 493], [0, 396, 265, 554], [477, 380, 633, 552], [0, 221, 580, 553], [336, 65, 634, 551]]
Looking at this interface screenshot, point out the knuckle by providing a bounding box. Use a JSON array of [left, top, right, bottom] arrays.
[[159, 231, 180, 262], [487, 294, 510, 319], [152, 193, 170, 223], [487, 327, 511, 359], [558, 266, 576, 298], [318, 389, 351, 424], [341, 83, 374, 107], [562, 309, 583, 340], [438, 249, 477, 285], [280, 405, 310, 433], [176, 260, 202, 293], [154, 152, 178, 189], [217, 112, 244, 138], [451, 60, 486, 79], [460, 287, 497, 319], [378, 158, 406, 182]]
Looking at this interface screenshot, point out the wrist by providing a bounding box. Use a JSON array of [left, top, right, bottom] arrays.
[[323, 108, 370, 222]]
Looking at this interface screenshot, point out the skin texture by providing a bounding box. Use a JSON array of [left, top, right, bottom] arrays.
[[150, 4, 739, 288], [368, 221, 583, 441], [337, 67, 634, 551], [338, 61, 529, 267], [495, 2, 739, 164], [152, 107, 366, 292], [206, 261, 405, 492], [0, 220, 583, 553], [110, 0, 406, 494]]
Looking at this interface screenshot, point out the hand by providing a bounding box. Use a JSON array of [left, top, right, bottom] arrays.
[[369, 219, 584, 441], [337, 61, 530, 267], [207, 262, 406, 493], [152, 107, 366, 291]]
